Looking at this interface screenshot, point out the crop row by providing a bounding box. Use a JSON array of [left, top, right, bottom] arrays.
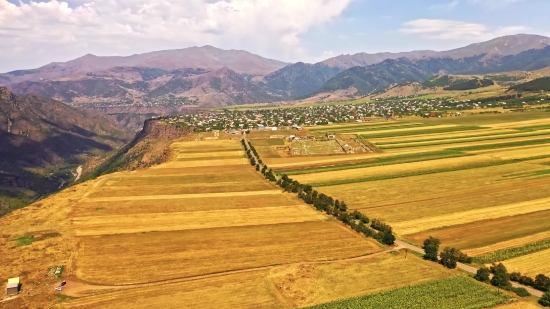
[[375, 130, 519, 146], [279, 150, 469, 175], [473, 238, 550, 264], [450, 137, 550, 152], [378, 132, 550, 150], [308, 154, 550, 187], [358, 126, 483, 140], [305, 276, 509, 309], [319, 123, 432, 134]]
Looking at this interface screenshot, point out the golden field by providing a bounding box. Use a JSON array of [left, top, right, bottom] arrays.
[[59, 250, 455, 309], [503, 248, 550, 277]]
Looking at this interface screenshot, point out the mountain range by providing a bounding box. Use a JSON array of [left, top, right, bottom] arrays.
[[2, 34, 550, 107]]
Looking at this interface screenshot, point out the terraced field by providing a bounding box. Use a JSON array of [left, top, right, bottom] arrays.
[[279, 112, 550, 281]]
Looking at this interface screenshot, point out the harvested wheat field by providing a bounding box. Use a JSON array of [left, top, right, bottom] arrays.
[[502, 248, 550, 277], [463, 230, 550, 257], [76, 221, 382, 285], [60, 250, 453, 309]]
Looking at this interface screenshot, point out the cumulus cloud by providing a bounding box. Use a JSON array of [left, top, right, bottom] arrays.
[[0, 0, 353, 72], [399, 19, 530, 41]]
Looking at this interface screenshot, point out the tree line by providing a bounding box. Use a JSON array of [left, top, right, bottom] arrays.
[[242, 138, 395, 246]]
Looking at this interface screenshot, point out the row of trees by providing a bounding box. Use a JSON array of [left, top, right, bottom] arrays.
[[242, 138, 396, 246], [475, 263, 550, 304], [276, 174, 395, 245], [421, 237, 472, 269]]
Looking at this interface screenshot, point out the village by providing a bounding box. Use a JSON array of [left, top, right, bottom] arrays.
[[160, 95, 548, 133]]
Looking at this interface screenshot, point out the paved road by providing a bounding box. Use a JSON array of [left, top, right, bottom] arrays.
[[395, 240, 544, 297]]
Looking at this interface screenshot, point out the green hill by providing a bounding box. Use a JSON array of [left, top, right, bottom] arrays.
[[443, 79, 494, 91], [511, 76, 550, 91]]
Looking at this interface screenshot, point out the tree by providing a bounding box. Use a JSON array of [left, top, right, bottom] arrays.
[[422, 237, 440, 262], [339, 201, 347, 212], [474, 267, 491, 283], [535, 274, 550, 291], [540, 289, 550, 307], [439, 247, 459, 269], [379, 232, 395, 245], [491, 263, 511, 289]]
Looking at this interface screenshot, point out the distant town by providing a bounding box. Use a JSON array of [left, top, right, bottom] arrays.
[[160, 95, 548, 132]]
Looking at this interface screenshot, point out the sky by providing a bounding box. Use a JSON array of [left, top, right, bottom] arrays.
[[1, 0, 549, 72]]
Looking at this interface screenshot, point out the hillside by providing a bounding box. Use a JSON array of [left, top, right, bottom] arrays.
[[511, 76, 550, 92], [0, 46, 288, 85], [317, 45, 550, 96], [443, 79, 495, 91], [0, 87, 132, 216], [9, 67, 285, 107]]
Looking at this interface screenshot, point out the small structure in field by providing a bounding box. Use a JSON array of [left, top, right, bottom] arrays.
[[326, 133, 336, 139], [6, 277, 20, 296]]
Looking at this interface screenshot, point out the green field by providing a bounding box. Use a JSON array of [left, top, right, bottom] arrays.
[[249, 138, 285, 146], [305, 276, 509, 309]]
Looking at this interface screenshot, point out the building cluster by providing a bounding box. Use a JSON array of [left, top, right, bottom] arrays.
[[159, 96, 547, 132]]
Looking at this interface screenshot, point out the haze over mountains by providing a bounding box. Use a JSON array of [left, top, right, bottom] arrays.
[[2, 34, 550, 107]]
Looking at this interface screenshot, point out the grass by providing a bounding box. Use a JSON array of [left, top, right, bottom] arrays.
[[503, 248, 550, 277], [76, 221, 382, 285], [358, 125, 483, 139], [308, 154, 550, 186], [473, 238, 550, 264], [315, 123, 432, 134], [374, 130, 519, 145], [514, 124, 550, 131], [308, 158, 520, 187], [378, 132, 550, 149], [249, 138, 285, 146], [279, 150, 469, 175], [11, 236, 35, 248], [450, 137, 550, 152], [405, 209, 550, 250], [304, 276, 509, 309]]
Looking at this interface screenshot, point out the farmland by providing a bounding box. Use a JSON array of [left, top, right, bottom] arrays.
[[275, 111, 550, 287], [304, 276, 510, 309]]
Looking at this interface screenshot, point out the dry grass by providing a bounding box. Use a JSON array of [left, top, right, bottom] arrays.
[[291, 140, 345, 156], [394, 196, 550, 236], [464, 230, 550, 256], [503, 248, 550, 277], [291, 155, 496, 184], [72, 206, 327, 236], [493, 301, 543, 309], [81, 190, 283, 203], [73, 194, 303, 217], [405, 209, 550, 250], [58, 270, 286, 309], [270, 250, 455, 308], [76, 221, 383, 285], [320, 163, 548, 223], [59, 251, 453, 309]]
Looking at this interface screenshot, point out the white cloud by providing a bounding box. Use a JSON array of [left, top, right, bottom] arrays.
[[399, 19, 530, 41], [429, 1, 459, 12], [0, 0, 354, 72]]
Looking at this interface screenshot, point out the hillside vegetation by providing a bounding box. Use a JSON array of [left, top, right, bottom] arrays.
[[511, 76, 550, 92], [444, 79, 495, 91]]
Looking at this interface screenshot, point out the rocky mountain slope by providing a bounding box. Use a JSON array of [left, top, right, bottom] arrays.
[[317, 43, 550, 95], [0, 87, 132, 216], [4, 34, 550, 107], [0, 45, 288, 85]]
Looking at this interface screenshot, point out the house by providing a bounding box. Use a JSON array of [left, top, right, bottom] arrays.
[[6, 277, 19, 296], [257, 124, 265, 130]]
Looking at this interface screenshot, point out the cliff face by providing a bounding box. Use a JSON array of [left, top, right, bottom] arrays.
[[85, 120, 193, 178]]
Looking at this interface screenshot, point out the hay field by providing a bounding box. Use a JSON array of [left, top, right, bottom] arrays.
[[503, 248, 550, 277], [284, 115, 550, 266], [76, 221, 382, 285], [71, 139, 383, 287], [60, 251, 454, 309], [463, 230, 550, 257], [291, 140, 345, 155]]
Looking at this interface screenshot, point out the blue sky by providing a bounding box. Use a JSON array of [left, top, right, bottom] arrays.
[[0, 0, 549, 72]]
